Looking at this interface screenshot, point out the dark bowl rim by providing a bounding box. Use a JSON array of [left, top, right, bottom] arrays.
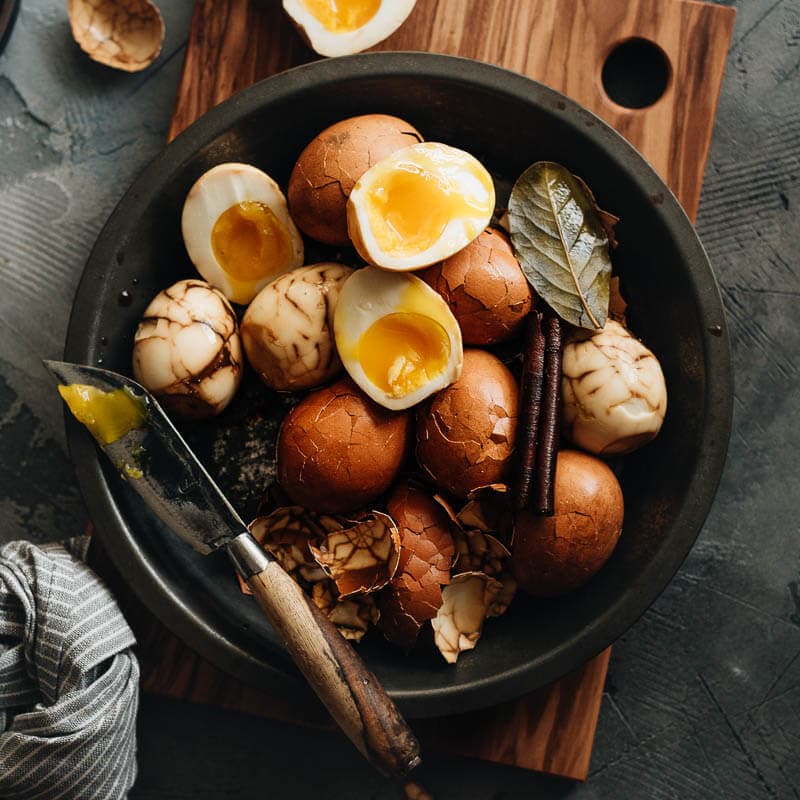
[[64, 51, 733, 717]]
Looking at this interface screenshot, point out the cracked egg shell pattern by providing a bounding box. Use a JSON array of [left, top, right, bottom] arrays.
[[276, 378, 411, 514], [562, 319, 667, 455], [416, 349, 518, 500], [132, 279, 242, 419], [287, 114, 423, 246], [282, 0, 417, 58], [241, 263, 354, 391], [512, 449, 624, 597], [421, 228, 533, 345], [311, 581, 380, 643], [378, 481, 456, 649]]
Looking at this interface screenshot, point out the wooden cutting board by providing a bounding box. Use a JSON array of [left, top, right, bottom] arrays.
[[93, 0, 734, 783]]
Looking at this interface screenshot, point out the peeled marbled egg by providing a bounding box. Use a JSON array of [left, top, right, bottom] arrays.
[[333, 267, 463, 410], [132, 279, 243, 419], [347, 142, 495, 271], [241, 263, 354, 391], [282, 0, 417, 57], [181, 163, 304, 305]]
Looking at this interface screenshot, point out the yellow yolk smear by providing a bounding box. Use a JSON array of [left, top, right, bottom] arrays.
[[211, 201, 292, 302], [58, 384, 147, 446], [358, 312, 451, 398], [365, 149, 494, 259], [301, 0, 381, 32]]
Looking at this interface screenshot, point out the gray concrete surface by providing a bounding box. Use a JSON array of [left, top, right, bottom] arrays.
[[1, 0, 798, 797]]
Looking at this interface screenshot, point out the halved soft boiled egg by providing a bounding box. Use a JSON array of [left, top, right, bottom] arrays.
[[347, 142, 495, 271], [334, 267, 463, 410], [282, 0, 417, 57], [182, 163, 304, 305]]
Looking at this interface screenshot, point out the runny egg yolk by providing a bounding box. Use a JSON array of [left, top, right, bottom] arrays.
[[358, 312, 451, 398], [211, 201, 292, 293], [301, 0, 381, 32], [365, 155, 493, 258], [58, 384, 147, 446]]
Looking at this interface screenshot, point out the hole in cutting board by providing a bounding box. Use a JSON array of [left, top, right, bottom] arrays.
[[601, 38, 671, 109]]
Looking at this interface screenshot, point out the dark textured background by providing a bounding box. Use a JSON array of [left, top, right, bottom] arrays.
[[1, 1, 798, 797]]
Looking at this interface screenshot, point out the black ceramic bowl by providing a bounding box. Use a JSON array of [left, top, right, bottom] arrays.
[[64, 53, 732, 718]]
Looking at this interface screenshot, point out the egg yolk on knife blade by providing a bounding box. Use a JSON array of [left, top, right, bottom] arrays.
[[300, 0, 381, 31], [334, 266, 463, 410], [57, 384, 147, 446]]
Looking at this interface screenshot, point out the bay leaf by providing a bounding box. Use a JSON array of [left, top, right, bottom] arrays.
[[509, 161, 612, 330]]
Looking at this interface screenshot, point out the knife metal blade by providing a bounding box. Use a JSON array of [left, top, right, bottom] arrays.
[[44, 360, 250, 556]]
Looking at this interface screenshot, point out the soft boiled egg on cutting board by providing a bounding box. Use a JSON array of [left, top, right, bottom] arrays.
[[333, 266, 463, 410], [347, 142, 495, 271], [181, 163, 304, 305]]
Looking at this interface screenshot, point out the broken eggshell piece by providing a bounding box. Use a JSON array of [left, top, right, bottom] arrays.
[[309, 511, 401, 597], [431, 572, 502, 664], [132, 279, 243, 420], [68, 0, 164, 72], [282, 0, 417, 58], [311, 581, 380, 643]]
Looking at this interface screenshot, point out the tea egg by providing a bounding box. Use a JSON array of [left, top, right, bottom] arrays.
[[347, 142, 495, 271], [282, 0, 417, 58], [333, 267, 463, 410], [181, 163, 304, 305]]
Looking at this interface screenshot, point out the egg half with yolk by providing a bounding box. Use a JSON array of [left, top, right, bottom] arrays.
[[282, 0, 417, 57], [333, 266, 463, 410], [347, 142, 495, 271], [181, 163, 304, 305]]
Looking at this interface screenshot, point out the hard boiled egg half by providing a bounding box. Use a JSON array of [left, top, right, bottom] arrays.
[[347, 142, 495, 271], [283, 0, 417, 58], [182, 163, 304, 305], [334, 267, 463, 410]]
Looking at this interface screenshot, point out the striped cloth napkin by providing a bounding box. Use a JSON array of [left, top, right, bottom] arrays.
[[0, 538, 139, 799]]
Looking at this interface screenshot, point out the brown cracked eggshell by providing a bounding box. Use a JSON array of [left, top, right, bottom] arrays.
[[68, 0, 164, 72], [132, 279, 243, 420], [311, 581, 379, 643], [431, 571, 502, 663], [287, 114, 423, 246], [241, 263, 353, 391], [421, 228, 533, 345], [310, 511, 401, 597], [457, 483, 512, 543], [512, 450, 624, 597], [378, 481, 456, 650], [452, 528, 510, 577], [277, 378, 411, 513], [416, 349, 519, 500]]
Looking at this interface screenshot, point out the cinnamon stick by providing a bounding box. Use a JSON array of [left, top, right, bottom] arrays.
[[513, 310, 545, 510], [534, 311, 564, 515]]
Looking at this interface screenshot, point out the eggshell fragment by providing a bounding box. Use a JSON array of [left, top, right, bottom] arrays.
[[132, 279, 242, 419], [416, 349, 518, 499], [421, 229, 533, 345], [456, 484, 513, 543], [241, 263, 353, 391], [562, 320, 667, 455], [311, 581, 379, 643], [378, 482, 456, 650], [68, 0, 164, 72], [277, 378, 411, 513], [309, 511, 401, 597], [512, 450, 624, 597], [431, 572, 502, 664], [452, 529, 510, 577], [288, 115, 423, 246]]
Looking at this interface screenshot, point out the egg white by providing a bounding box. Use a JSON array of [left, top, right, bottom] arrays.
[[334, 267, 463, 410], [181, 163, 304, 305], [282, 0, 417, 57], [347, 142, 495, 271]]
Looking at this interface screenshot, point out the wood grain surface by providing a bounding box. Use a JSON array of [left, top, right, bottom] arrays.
[[111, 0, 736, 783]]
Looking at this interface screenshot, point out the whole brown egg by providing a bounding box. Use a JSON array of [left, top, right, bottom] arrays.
[[421, 228, 533, 345], [512, 450, 624, 597], [276, 378, 411, 513], [415, 349, 518, 500], [287, 114, 423, 246]]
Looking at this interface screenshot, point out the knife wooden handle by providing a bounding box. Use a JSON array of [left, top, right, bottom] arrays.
[[229, 533, 421, 779]]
